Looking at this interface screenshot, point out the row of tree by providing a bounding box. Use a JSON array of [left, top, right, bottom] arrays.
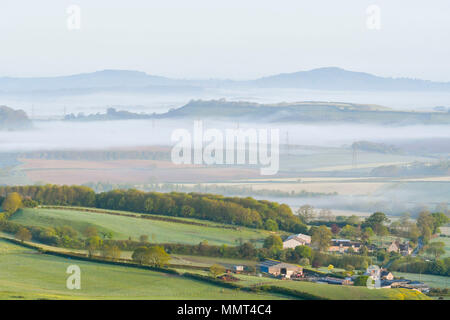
[[0, 185, 307, 233]]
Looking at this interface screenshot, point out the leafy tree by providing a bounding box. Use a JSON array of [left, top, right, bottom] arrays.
[[83, 226, 98, 238], [147, 246, 170, 267], [181, 205, 195, 217], [361, 227, 374, 244], [2, 192, 22, 215], [99, 231, 113, 239], [425, 242, 445, 259], [312, 225, 332, 252], [15, 227, 31, 242], [299, 257, 310, 266], [417, 211, 434, 243], [239, 242, 256, 259], [263, 235, 283, 251], [209, 264, 226, 277], [55, 226, 78, 239], [429, 260, 446, 275], [264, 219, 278, 231], [294, 245, 312, 259], [132, 246, 150, 264], [102, 244, 122, 261], [87, 236, 102, 257], [139, 235, 149, 243], [296, 205, 315, 223], [363, 212, 389, 235], [339, 225, 359, 239], [346, 215, 361, 226], [431, 212, 449, 234]]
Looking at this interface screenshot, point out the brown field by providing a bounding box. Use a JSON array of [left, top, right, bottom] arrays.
[[19, 158, 262, 184], [20, 158, 198, 170]]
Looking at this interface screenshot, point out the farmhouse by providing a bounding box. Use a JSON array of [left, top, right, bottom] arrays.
[[283, 233, 312, 249], [380, 269, 394, 280], [387, 241, 413, 255], [328, 239, 361, 253], [259, 259, 303, 278], [365, 267, 394, 280]]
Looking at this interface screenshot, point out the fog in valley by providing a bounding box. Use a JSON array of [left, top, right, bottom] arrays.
[[1, 86, 449, 219]]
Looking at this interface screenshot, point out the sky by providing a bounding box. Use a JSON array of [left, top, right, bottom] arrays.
[[0, 0, 449, 81]]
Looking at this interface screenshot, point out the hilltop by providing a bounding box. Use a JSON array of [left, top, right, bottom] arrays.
[[156, 99, 450, 125], [247, 67, 450, 91]]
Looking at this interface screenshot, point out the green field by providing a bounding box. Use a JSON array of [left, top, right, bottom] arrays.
[[233, 274, 428, 300], [10, 208, 274, 246], [394, 272, 450, 290], [0, 239, 288, 300]]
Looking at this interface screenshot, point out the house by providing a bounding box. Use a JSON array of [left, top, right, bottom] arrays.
[[328, 239, 361, 253], [282, 233, 311, 249], [387, 241, 399, 253], [365, 267, 394, 281], [233, 265, 244, 273], [399, 243, 413, 256], [387, 241, 413, 255], [259, 259, 303, 279], [380, 269, 394, 280]]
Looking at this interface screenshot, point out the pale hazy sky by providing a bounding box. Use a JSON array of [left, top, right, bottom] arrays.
[[1, 0, 449, 81]]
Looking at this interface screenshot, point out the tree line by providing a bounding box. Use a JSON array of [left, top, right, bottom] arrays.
[[0, 185, 307, 233]]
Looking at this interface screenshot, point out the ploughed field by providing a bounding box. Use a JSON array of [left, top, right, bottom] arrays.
[[10, 207, 276, 246]]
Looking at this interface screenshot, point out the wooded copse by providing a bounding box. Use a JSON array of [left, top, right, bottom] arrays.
[[0, 185, 307, 233]]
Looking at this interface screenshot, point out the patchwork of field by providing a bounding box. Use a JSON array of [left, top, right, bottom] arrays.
[[279, 148, 432, 173], [10, 208, 275, 246], [19, 158, 262, 184], [0, 240, 287, 300]]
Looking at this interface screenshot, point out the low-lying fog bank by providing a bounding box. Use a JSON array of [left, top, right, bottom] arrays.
[[1, 119, 449, 152]]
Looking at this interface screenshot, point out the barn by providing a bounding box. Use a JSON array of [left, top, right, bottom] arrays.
[[259, 260, 303, 278]]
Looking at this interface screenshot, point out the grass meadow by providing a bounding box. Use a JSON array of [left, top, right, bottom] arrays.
[[0, 239, 287, 300], [10, 208, 275, 246]]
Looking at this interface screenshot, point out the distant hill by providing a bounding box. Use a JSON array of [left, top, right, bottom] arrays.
[[247, 67, 450, 91], [1, 67, 449, 93], [156, 99, 450, 125], [0, 106, 32, 130]]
